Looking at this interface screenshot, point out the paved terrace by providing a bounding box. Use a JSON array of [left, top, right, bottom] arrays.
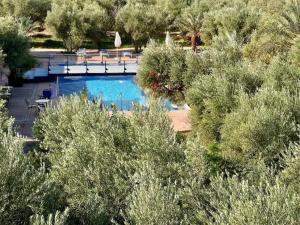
[[8, 82, 52, 137], [26, 49, 140, 78], [8, 83, 191, 138]]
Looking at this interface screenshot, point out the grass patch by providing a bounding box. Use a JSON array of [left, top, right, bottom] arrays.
[[31, 36, 64, 48], [31, 35, 134, 49], [30, 34, 193, 50]]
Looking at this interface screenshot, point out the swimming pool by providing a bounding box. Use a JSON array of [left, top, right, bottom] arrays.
[[56, 75, 175, 111]]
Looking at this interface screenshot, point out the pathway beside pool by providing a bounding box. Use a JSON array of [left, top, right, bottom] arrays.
[[8, 82, 52, 137], [168, 110, 191, 132], [8, 83, 191, 138]]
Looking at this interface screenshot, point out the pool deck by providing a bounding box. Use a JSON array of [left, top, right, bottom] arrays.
[[7, 83, 191, 138], [27, 48, 140, 78], [8, 82, 52, 137]]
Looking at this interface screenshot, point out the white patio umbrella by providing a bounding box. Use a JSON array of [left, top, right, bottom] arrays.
[[114, 32, 122, 61], [165, 31, 172, 46]]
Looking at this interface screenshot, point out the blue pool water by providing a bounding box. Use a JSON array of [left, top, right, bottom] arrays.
[[57, 75, 175, 111]]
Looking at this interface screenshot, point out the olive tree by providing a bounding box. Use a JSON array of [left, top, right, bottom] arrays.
[[221, 88, 300, 170], [280, 144, 300, 195], [0, 0, 51, 28], [0, 101, 50, 225], [30, 209, 69, 225], [81, 1, 113, 48], [116, 0, 166, 52], [158, 0, 188, 29], [0, 16, 35, 85], [205, 174, 300, 225], [125, 167, 182, 225], [46, 0, 85, 52], [187, 61, 264, 145], [46, 0, 114, 51], [244, 0, 300, 62], [137, 42, 188, 102], [34, 96, 185, 224]]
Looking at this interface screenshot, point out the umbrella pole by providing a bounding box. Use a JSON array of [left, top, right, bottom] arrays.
[[117, 47, 120, 63]]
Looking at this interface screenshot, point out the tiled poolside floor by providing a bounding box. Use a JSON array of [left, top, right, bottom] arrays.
[[8, 82, 191, 138], [8, 82, 51, 137]]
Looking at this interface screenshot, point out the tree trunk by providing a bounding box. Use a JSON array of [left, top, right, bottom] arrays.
[[191, 33, 197, 52], [8, 68, 23, 87], [134, 43, 139, 53]]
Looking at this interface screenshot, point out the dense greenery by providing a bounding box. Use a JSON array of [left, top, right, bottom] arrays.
[[0, 94, 298, 224], [0, 16, 36, 85], [46, 0, 113, 51], [0, 0, 51, 29], [137, 1, 300, 176], [0, 0, 206, 51]]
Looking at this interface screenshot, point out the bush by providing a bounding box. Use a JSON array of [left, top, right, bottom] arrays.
[[34, 96, 185, 224], [187, 61, 264, 145], [137, 41, 188, 102], [205, 174, 300, 225], [0, 100, 49, 225], [125, 167, 182, 225], [221, 87, 300, 169]]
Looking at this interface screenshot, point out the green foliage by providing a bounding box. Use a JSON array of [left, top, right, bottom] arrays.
[[46, 0, 113, 51], [30, 209, 69, 225], [0, 100, 13, 132], [201, 0, 260, 45], [221, 88, 300, 169], [0, 0, 51, 27], [289, 35, 300, 66], [158, 0, 188, 28], [79, 0, 113, 48], [2, 1, 300, 224], [137, 41, 188, 102], [46, 1, 85, 52], [116, 0, 166, 51], [243, 15, 290, 63], [264, 56, 300, 92], [206, 174, 300, 225], [243, 0, 300, 62], [187, 61, 264, 145], [125, 167, 182, 225], [176, 0, 209, 50], [280, 145, 300, 195], [0, 16, 35, 76], [34, 96, 185, 224], [0, 101, 50, 225]]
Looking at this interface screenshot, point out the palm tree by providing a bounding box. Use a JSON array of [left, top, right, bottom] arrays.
[[176, 1, 207, 51]]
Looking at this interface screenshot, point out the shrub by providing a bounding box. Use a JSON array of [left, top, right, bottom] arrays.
[[0, 100, 49, 225], [221, 87, 300, 169], [205, 174, 300, 225], [137, 41, 187, 102], [187, 61, 264, 145], [34, 96, 185, 224]]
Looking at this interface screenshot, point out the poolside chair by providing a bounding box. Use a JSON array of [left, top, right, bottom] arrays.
[[100, 49, 110, 58], [76, 48, 86, 58], [25, 98, 41, 114], [123, 51, 133, 58]]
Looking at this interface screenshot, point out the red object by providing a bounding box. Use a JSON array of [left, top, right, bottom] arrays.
[[151, 83, 161, 90]]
